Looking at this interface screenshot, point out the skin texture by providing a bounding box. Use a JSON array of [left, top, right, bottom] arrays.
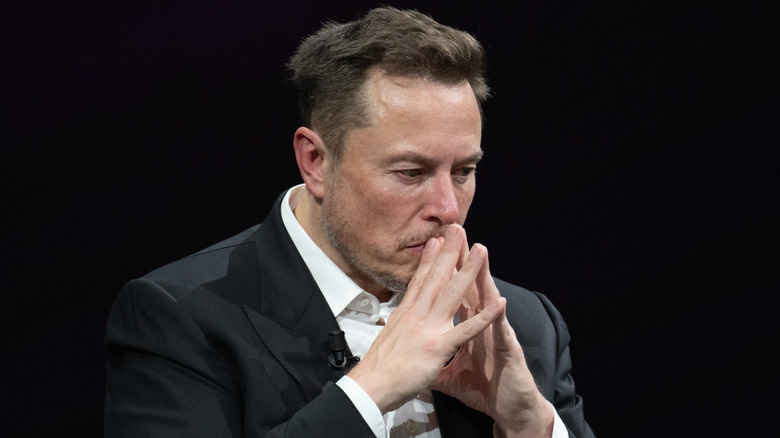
[[292, 70, 554, 437]]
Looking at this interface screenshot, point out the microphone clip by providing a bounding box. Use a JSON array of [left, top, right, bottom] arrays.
[[327, 330, 360, 370]]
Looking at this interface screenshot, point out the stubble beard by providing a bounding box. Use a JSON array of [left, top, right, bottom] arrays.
[[321, 174, 413, 294], [322, 206, 451, 295], [322, 207, 412, 295]]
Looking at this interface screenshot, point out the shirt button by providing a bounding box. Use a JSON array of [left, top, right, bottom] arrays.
[[360, 298, 370, 307], [406, 421, 417, 435]]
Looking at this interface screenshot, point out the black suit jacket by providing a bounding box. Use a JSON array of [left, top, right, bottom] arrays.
[[105, 193, 593, 437]]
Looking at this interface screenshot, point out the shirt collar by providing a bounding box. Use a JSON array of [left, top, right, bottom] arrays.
[[280, 185, 366, 317]]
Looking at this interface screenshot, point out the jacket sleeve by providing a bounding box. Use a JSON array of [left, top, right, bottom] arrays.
[[533, 292, 595, 438], [104, 278, 375, 438]]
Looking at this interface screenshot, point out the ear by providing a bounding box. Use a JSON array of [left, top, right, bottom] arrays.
[[293, 127, 329, 200]]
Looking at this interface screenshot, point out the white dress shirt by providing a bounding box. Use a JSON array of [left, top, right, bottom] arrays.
[[280, 185, 568, 438]]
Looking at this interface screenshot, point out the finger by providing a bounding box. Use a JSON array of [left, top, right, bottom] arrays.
[[491, 297, 522, 358], [475, 245, 503, 304], [430, 241, 486, 321], [474, 249, 521, 352], [446, 236, 462, 313], [400, 237, 442, 308], [440, 289, 503, 349], [412, 224, 467, 311], [455, 231, 481, 316], [455, 227, 470, 272], [463, 244, 483, 310]]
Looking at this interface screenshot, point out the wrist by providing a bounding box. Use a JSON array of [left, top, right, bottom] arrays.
[[347, 361, 403, 414], [492, 394, 554, 438]]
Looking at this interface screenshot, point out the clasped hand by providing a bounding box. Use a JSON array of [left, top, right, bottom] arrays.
[[348, 224, 554, 437]]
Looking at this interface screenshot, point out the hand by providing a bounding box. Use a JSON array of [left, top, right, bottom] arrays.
[[431, 243, 555, 438], [346, 224, 504, 413]]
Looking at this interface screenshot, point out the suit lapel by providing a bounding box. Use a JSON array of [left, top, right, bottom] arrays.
[[237, 192, 499, 436], [241, 193, 345, 398]]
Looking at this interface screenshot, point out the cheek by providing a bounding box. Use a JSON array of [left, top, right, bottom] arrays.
[[341, 182, 406, 235], [362, 180, 415, 215], [366, 195, 414, 234], [457, 185, 476, 219]]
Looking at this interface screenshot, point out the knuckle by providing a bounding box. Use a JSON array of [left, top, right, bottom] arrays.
[[441, 283, 461, 300], [424, 264, 448, 286], [459, 318, 477, 336], [407, 273, 423, 290], [422, 337, 440, 355]]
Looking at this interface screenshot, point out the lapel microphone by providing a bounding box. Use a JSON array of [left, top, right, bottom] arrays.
[[327, 330, 360, 370]]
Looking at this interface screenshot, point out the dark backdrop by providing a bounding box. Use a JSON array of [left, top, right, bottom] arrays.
[[2, 1, 777, 436]]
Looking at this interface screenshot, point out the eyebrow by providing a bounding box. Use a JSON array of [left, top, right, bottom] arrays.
[[385, 150, 484, 167]]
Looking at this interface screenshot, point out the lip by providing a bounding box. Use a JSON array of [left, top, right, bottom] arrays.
[[404, 242, 426, 255], [404, 234, 443, 252]]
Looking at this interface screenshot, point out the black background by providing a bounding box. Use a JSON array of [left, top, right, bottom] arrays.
[[2, 1, 777, 436]]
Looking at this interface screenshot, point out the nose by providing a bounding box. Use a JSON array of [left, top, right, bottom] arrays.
[[424, 173, 460, 225]]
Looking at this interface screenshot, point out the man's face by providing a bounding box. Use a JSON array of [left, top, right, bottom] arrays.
[[320, 71, 483, 296]]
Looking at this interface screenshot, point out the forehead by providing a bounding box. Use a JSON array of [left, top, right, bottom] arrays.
[[337, 70, 483, 167], [363, 70, 480, 124]]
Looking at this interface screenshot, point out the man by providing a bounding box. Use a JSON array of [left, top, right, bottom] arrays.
[[105, 7, 593, 438]]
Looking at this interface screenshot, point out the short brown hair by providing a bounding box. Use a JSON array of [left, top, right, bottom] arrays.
[[287, 7, 489, 161]]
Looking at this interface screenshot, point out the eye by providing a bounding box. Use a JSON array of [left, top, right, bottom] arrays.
[[397, 169, 425, 179], [452, 167, 476, 184]]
